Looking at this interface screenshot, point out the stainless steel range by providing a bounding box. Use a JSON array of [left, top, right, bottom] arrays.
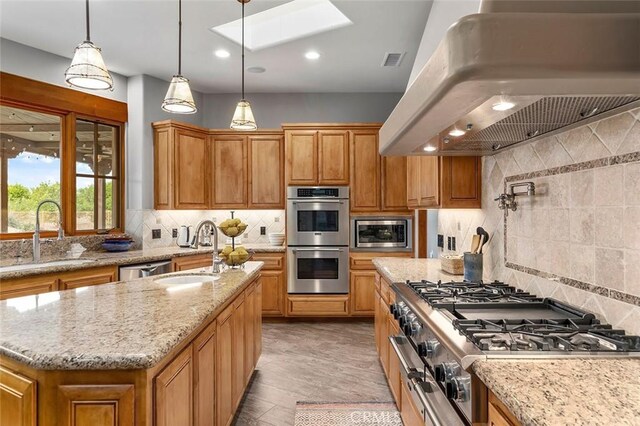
[[389, 279, 640, 425]]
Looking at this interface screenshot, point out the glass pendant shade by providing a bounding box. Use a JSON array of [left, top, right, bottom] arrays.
[[65, 41, 113, 90], [162, 75, 197, 114], [230, 99, 257, 130]]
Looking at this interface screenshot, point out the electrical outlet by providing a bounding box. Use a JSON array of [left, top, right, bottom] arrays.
[[152, 229, 161, 239], [451, 236, 456, 251], [243, 233, 249, 239], [172, 228, 178, 238], [274, 217, 280, 223], [437, 234, 444, 248], [447, 236, 452, 250], [260, 226, 266, 235]]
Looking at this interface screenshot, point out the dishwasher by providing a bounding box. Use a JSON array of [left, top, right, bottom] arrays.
[[119, 260, 172, 280]]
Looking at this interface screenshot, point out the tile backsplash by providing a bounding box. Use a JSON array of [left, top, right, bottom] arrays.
[[126, 209, 285, 249], [438, 107, 640, 334]]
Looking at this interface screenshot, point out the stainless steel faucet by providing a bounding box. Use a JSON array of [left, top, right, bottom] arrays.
[[33, 200, 64, 262], [494, 182, 536, 215], [190, 219, 224, 273]]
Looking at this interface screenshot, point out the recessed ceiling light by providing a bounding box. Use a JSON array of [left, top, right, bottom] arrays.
[[448, 128, 466, 137], [211, 0, 352, 52], [215, 49, 230, 58], [247, 66, 266, 74], [305, 51, 320, 60], [492, 101, 515, 111], [423, 145, 437, 152]]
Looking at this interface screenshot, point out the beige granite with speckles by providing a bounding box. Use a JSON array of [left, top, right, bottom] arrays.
[[0, 261, 263, 370], [474, 358, 640, 426], [372, 258, 463, 284], [0, 243, 284, 280]]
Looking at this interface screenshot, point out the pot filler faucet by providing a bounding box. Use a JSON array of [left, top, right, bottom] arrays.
[[190, 219, 224, 273], [494, 182, 535, 215], [33, 200, 64, 262]]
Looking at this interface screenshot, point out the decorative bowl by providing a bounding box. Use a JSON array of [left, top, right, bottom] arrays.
[[102, 241, 133, 252], [219, 246, 254, 268], [218, 218, 249, 238]]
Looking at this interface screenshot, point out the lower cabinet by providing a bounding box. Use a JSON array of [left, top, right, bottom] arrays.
[[400, 380, 424, 426], [216, 304, 234, 426], [253, 253, 285, 317], [155, 346, 194, 426], [488, 390, 521, 426], [387, 320, 402, 407], [287, 295, 350, 316], [57, 266, 118, 290], [232, 293, 246, 409], [0, 366, 36, 426], [194, 321, 217, 426], [172, 254, 213, 272]]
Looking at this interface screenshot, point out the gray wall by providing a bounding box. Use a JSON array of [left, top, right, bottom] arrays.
[[0, 38, 129, 102], [202, 92, 403, 129]]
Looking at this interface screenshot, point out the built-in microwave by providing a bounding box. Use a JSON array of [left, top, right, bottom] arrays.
[[350, 217, 412, 251]]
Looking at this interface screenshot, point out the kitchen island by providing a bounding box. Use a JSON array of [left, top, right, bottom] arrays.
[[0, 261, 264, 426], [372, 257, 640, 426]]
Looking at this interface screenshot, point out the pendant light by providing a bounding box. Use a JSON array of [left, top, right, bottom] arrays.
[[65, 0, 113, 90], [230, 0, 257, 130], [162, 0, 197, 114]]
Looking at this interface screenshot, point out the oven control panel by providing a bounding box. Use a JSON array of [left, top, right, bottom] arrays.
[[296, 187, 339, 198]]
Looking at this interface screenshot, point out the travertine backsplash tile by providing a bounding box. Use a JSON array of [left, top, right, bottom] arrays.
[[438, 107, 640, 334]]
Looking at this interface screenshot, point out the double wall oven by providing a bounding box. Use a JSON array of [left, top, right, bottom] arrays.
[[287, 187, 349, 294]]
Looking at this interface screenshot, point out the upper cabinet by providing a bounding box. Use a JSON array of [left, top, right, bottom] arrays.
[[318, 131, 350, 185], [407, 155, 481, 209], [284, 130, 317, 185], [350, 130, 380, 212], [153, 121, 284, 210]]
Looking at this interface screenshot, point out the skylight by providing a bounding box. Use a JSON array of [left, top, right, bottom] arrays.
[[211, 0, 353, 51]]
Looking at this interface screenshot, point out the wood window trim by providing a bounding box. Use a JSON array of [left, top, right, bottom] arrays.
[[0, 72, 127, 240]]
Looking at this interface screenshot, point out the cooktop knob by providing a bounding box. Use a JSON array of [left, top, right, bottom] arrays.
[[448, 377, 471, 403], [398, 315, 408, 328], [434, 364, 445, 382], [418, 339, 440, 358]]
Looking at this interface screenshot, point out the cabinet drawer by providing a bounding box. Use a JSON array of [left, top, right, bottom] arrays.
[[350, 252, 412, 270], [172, 254, 212, 272], [58, 266, 118, 290], [252, 253, 284, 270], [0, 275, 58, 300], [287, 295, 349, 316]]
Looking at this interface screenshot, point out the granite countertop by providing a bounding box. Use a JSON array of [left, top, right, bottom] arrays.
[[474, 358, 640, 426], [0, 243, 284, 280], [0, 261, 263, 370], [372, 257, 462, 284]]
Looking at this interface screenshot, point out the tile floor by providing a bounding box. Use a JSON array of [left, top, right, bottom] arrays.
[[232, 321, 393, 425]]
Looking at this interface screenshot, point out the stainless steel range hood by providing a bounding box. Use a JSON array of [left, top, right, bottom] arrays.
[[379, 0, 640, 156]]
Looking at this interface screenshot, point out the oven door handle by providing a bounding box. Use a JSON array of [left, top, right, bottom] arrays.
[[291, 200, 345, 204], [389, 335, 421, 380], [291, 248, 344, 253]]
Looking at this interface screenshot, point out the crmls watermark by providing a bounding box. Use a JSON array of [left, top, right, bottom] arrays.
[[349, 410, 402, 423]]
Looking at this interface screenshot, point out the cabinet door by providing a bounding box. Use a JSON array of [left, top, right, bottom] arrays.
[[379, 296, 390, 375], [155, 346, 193, 426], [254, 280, 263, 365], [210, 135, 248, 208], [350, 130, 380, 211], [244, 285, 255, 383], [381, 156, 408, 211], [58, 384, 134, 426], [248, 135, 284, 208], [0, 275, 57, 300], [154, 126, 172, 209], [216, 305, 233, 426], [406, 156, 420, 208], [260, 271, 285, 316], [0, 367, 36, 426], [419, 156, 439, 207], [387, 320, 402, 408], [172, 254, 212, 272], [350, 271, 376, 316], [374, 290, 381, 353], [174, 128, 209, 209], [400, 379, 424, 426], [318, 130, 350, 184], [286, 130, 317, 185], [58, 266, 118, 290], [193, 321, 216, 426], [232, 295, 246, 409], [440, 156, 482, 208]]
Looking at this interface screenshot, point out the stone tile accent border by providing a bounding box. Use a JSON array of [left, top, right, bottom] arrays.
[[504, 150, 640, 307]]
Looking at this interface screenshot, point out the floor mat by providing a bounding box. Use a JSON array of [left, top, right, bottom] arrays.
[[294, 402, 402, 426]]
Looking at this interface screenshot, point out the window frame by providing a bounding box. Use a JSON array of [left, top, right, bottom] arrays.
[[0, 72, 127, 240]]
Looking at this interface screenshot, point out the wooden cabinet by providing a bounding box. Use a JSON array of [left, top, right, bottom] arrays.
[[350, 271, 377, 316], [155, 346, 193, 426], [232, 294, 246, 409], [154, 122, 209, 210], [209, 134, 248, 208], [248, 135, 284, 208], [254, 253, 285, 317], [244, 284, 256, 383], [254, 280, 263, 364], [216, 304, 234, 426], [193, 321, 216, 426], [488, 391, 521, 426], [400, 379, 424, 426], [172, 254, 212, 272], [0, 366, 36, 426], [318, 130, 350, 184], [381, 156, 409, 211], [287, 295, 350, 316], [0, 266, 118, 300], [153, 121, 284, 209], [406, 156, 481, 209], [387, 320, 402, 408], [350, 130, 381, 211], [58, 266, 117, 290], [58, 384, 134, 426], [285, 130, 318, 185]]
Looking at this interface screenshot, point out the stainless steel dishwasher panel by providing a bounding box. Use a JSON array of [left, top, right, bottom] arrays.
[[119, 260, 172, 280]]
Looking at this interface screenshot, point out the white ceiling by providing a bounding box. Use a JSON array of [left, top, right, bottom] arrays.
[[0, 0, 432, 93]]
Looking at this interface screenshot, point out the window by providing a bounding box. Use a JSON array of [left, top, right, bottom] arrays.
[[0, 105, 62, 233], [75, 119, 120, 231]]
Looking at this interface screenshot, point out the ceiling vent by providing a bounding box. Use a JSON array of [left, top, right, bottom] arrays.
[[381, 52, 405, 67]]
